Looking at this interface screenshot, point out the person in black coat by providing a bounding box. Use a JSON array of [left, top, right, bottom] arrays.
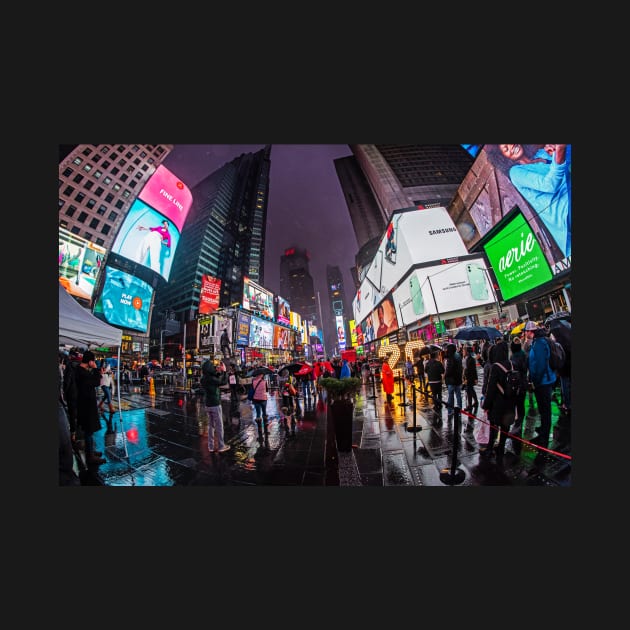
[[507, 337, 529, 455], [75, 350, 106, 466], [462, 345, 479, 429], [425, 351, 445, 416], [481, 340, 516, 462], [444, 343, 463, 423], [413, 351, 426, 396]]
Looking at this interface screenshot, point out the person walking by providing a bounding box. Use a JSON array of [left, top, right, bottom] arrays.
[[444, 343, 463, 425], [413, 351, 426, 397], [75, 350, 106, 466], [62, 350, 80, 444], [507, 337, 529, 455], [425, 351, 445, 418], [481, 340, 517, 463], [251, 372, 270, 440], [226, 363, 240, 404], [98, 364, 115, 413], [201, 360, 230, 453], [525, 321, 557, 460], [462, 345, 479, 431]]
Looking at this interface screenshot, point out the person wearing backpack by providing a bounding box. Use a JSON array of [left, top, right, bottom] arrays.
[[525, 321, 557, 459], [444, 343, 463, 426], [481, 339, 517, 463], [507, 337, 529, 456]]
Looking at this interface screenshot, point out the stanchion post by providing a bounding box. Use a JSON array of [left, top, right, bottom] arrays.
[[368, 369, 377, 400], [439, 405, 465, 485], [398, 373, 411, 408], [406, 383, 424, 433]]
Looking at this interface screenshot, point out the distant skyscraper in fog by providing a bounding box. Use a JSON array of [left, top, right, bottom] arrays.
[[326, 264, 349, 352], [279, 246, 317, 327]]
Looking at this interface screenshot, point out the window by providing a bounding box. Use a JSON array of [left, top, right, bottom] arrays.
[[117, 145, 124, 152], [132, 145, 139, 152], [94, 186, 104, 197], [107, 211, 118, 222], [73, 174, 84, 184], [135, 172, 143, 179], [122, 189, 131, 198], [91, 155, 101, 163], [118, 159, 126, 167], [113, 183, 121, 191], [140, 151, 147, 158], [126, 165, 134, 173], [89, 217, 99, 229], [75, 192, 85, 203], [83, 163, 92, 173], [125, 152, 133, 159], [103, 176, 112, 185], [97, 204, 107, 215], [84, 232, 93, 241], [115, 200, 124, 209], [111, 167, 119, 176], [94, 170, 102, 179], [129, 180, 137, 189], [77, 211, 88, 223], [102, 160, 110, 169], [86, 199, 96, 209], [141, 164, 149, 172], [59, 198, 65, 208], [100, 146, 109, 154], [63, 185, 75, 196], [133, 158, 141, 166], [59, 220, 69, 229], [105, 193, 114, 203], [71, 226, 80, 235], [82, 148, 92, 156], [65, 205, 77, 218], [101, 224, 111, 235], [73, 157, 82, 165], [120, 174, 128, 182], [84, 180, 94, 190], [63, 167, 73, 177]]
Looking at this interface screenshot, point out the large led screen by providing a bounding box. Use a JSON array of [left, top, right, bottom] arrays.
[[236, 311, 251, 347], [354, 206, 468, 324], [276, 295, 291, 325], [448, 144, 571, 273], [58, 227, 106, 301], [110, 200, 181, 281], [392, 257, 496, 326], [483, 211, 553, 301], [273, 325, 292, 350], [249, 315, 274, 348], [199, 274, 221, 315], [242, 278, 274, 318], [93, 266, 153, 333]]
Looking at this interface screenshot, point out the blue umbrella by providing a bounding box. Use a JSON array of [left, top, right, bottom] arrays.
[[454, 326, 503, 341]]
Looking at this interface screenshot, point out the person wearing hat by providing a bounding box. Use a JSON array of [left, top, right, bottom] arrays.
[[507, 336, 529, 456], [75, 350, 106, 466], [525, 321, 556, 459]]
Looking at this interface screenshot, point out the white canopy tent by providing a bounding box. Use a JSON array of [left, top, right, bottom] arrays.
[[58, 283, 125, 428]]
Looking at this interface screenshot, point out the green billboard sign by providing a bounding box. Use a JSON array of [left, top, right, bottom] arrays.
[[483, 211, 553, 301]]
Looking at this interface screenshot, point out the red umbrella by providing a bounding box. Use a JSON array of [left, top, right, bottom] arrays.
[[295, 364, 313, 376]]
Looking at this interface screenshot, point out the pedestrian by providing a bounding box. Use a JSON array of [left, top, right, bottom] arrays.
[[481, 340, 517, 463], [75, 350, 106, 466], [340, 359, 352, 379], [381, 361, 395, 403], [201, 360, 230, 453], [121, 365, 131, 393], [405, 357, 414, 391], [462, 345, 479, 431], [425, 351, 445, 417], [220, 328, 232, 358], [227, 363, 240, 404], [413, 351, 426, 396], [281, 405, 296, 437], [507, 337, 529, 455], [444, 343, 463, 425], [98, 364, 115, 413], [62, 349, 80, 444], [59, 361, 80, 486], [251, 371, 270, 440], [525, 321, 557, 459]]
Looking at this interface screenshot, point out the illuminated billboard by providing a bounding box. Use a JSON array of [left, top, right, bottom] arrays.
[[236, 311, 251, 346], [242, 277, 274, 318], [448, 144, 571, 273], [110, 200, 181, 281], [335, 315, 346, 348], [482, 210, 553, 301], [199, 274, 221, 315], [392, 257, 495, 327], [58, 227, 106, 301], [354, 206, 468, 324], [93, 266, 153, 333], [276, 295, 291, 325], [273, 325, 292, 350], [249, 315, 274, 348]]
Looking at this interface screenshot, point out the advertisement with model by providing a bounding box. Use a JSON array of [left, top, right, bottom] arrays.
[[198, 274, 221, 315], [242, 277, 274, 319]]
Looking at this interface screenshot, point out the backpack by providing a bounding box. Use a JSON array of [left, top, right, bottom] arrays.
[[547, 337, 566, 371], [247, 384, 255, 401], [494, 361, 521, 398]]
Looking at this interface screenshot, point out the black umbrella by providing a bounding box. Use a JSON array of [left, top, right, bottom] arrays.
[[544, 311, 571, 325], [454, 326, 503, 342], [246, 366, 274, 377], [418, 344, 442, 356], [548, 319, 571, 352]]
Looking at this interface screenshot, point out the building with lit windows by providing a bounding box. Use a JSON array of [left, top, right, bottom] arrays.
[[279, 245, 318, 331]]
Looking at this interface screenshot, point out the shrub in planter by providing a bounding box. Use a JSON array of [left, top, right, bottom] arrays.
[[319, 377, 361, 451]]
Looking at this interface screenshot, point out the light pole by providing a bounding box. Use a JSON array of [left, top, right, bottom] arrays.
[[160, 329, 165, 366]]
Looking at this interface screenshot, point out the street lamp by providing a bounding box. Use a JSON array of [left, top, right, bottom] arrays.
[[160, 330, 166, 366]]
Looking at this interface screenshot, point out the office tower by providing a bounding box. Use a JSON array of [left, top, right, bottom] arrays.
[[58, 144, 173, 249], [326, 264, 349, 351], [279, 246, 318, 328], [152, 145, 271, 325], [335, 144, 474, 286]]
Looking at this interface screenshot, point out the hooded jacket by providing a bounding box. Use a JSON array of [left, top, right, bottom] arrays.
[[528, 329, 557, 387], [201, 361, 226, 406]]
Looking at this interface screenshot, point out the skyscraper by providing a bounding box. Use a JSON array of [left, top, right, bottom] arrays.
[[151, 146, 271, 329], [279, 245, 318, 327], [326, 264, 349, 353]]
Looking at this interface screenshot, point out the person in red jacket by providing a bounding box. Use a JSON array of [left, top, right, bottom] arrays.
[[381, 361, 395, 403]]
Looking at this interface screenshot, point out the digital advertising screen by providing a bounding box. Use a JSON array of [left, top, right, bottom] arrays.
[[335, 315, 346, 346], [242, 277, 274, 318], [93, 266, 153, 333], [213, 314, 232, 345], [273, 325, 292, 350], [354, 206, 468, 324], [110, 199, 181, 282], [199, 274, 221, 315], [276, 295, 291, 325], [392, 257, 496, 326], [137, 164, 192, 233], [236, 311, 251, 347], [58, 227, 106, 301], [482, 210, 554, 301], [447, 144, 571, 273], [248, 315, 274, 348]]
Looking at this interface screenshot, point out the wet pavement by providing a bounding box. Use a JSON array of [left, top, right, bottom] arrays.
[[77, 376, 572, 487]]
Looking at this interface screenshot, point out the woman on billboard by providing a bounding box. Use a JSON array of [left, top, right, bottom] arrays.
[[135, 219, 172, 276]]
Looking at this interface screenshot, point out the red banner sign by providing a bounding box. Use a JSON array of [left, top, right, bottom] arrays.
[[199, 274, 221, 315]]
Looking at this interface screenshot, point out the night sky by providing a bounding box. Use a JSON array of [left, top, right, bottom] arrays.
[[161, 144, 357, 315]]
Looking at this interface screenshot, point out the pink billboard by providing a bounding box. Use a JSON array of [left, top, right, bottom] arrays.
[[199, 274, 221, 315], [138, 164, 192, 232]]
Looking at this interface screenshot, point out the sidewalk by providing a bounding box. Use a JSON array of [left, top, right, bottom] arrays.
[[79, 378, 571, 487]]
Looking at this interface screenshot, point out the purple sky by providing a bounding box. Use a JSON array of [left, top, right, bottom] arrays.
[[162, 144, 357, 313]]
